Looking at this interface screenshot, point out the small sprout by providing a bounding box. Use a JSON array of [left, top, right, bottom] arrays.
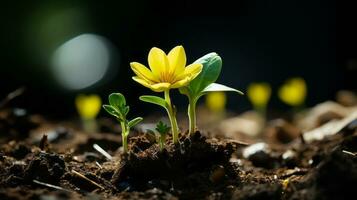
[[147, 121, 170, 151], [155, 121, 170, 150], [131, 46, 203, 143], [180, 53, 243, 135], [247, 82, 271, 115], [103, 93, 143, 153], [205, 91, 227, 113], [278, 77, 307, 107]]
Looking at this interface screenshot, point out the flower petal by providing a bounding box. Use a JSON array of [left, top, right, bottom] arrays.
[[130, 62, 158, 83], [132, 76, 152, 88], [168, 45, 186, 76], [184, 63, 203, 79], [171, 76, 190, 88], [148, 47, 169, 80], [150, 82, 171, 92], [175, 63, 203, 82]]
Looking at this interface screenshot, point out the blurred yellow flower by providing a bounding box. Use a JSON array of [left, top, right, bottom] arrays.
[[130, 46, 203, 92], [206, 92, 227, 113], [75, 94, 102, 120], [278, 77, 307, 106], [247, 82, 271, 110]]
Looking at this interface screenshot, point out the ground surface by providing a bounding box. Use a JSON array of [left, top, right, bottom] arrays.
[[1, 106, 357, 200]]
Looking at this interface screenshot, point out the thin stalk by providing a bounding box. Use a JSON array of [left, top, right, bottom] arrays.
[[159, 135, 165, 151], [164, 90, 179, 143], [120, 121, 129, 153], [188, 96, 197, 136]]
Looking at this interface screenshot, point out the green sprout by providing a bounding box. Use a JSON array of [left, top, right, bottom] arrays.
[[148, 121, 170, 151], [103, 93, 143, 153], [156, 121, 170, 150], [179, 53, 244, 135]]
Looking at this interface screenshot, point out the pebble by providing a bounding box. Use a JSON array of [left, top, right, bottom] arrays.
[[243, 143, 270, 158], [243, 143, 276, 168]]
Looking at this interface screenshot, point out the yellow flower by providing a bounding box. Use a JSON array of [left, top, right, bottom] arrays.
[[206, 92, 227, 113], [75, 94, 102, 120], [130, 46, 203, 92], [278, 77, 307, 106], [247, 82, 271, 109]]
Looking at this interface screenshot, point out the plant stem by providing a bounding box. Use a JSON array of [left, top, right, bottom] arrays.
[[256, 106, 267, 119], [164, 90, 179, 143], [159, 136, 165, 151], [188, 96, 197, 136], [120, 121, 129, 153]]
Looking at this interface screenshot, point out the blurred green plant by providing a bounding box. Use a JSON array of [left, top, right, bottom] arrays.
[[75, 94, 102, 133], [180, 53, 243, 135], [278, 77, 307, 108], [205, 91, 227, 113], [247, 82, 271, 116], [103, 93, 143, 153], [75, 94, 102, 120]]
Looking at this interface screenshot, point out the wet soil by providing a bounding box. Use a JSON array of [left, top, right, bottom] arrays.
[[1, 110, 357, 199]]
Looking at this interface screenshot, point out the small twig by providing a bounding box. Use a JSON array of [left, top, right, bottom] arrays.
[[33, 180, 71, 192], [342, 150, 357, 156], [95, 161, 103, 169], [71, 169, 105, 190], [0, 87, 25, 109], [226, 139, 250, 146], [93, 144, 113, 160]]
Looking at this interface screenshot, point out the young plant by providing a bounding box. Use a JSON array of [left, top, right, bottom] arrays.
[[103, 93, 143, 153], [247, 82, 272, 116], [179, 53, 244, 135], [130, 45, 202, 143], [155, 121, 170, 150]]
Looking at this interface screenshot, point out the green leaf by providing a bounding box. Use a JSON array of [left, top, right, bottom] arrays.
[[188, 53, 222, 95], [128, 117, 143, 128], [139, 95, 168, 109], [155, 121, 170, 135], [109, 93, 126, 108], [103, 105, 120, 118], [122, 106, 130, 116], [202, 83, 244, 95]]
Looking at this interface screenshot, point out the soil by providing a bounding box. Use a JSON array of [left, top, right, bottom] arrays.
[[1, 107, 357, 200]]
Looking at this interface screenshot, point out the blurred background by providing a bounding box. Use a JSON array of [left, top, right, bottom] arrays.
[[0, 0, 346, 119]]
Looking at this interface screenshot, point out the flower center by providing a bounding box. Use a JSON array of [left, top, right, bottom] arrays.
[[160, 71, 175, 83]]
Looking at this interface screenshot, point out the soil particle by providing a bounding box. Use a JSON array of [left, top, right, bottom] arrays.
[[24, 152, 66, 184], [232, 183, 282, 200], [3, 141, 32, 159]]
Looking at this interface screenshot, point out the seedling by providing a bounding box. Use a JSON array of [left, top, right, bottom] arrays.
[[247, 82, 271, 116], [103, 93, 143, 153], [278, 77, 307, 108], [179, 53, 243, 135], [147, 121, 170, 151], [130, 46, 202, 143], [75, 94, 102, 132]]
